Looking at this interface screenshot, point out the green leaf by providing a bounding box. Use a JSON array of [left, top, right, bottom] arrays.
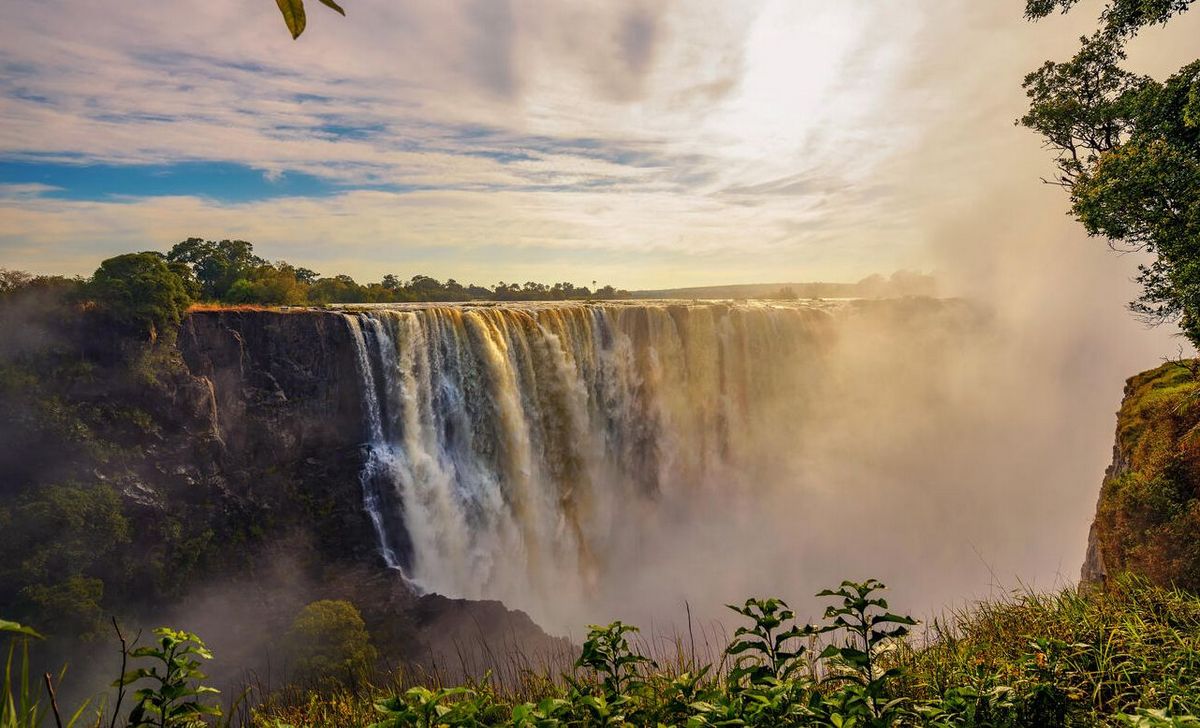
[[0, 619, 43, 639], [275, 0, 307, 39], [318, 0, 346, 16]]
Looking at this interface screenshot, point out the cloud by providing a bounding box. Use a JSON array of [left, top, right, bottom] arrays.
[[0, 0, 933, 280], [1, 0, 1197, 291]]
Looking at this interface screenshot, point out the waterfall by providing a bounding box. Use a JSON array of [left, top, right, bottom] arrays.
[[341, 301, 833, 612]]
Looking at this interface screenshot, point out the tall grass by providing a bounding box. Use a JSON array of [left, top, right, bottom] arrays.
[[9, 575, 1200, 726], [1, 621, 100, 728]]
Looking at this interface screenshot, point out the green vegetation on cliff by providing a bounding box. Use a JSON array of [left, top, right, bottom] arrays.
[[160, 238, 629, 306], [1092, 361, 1200, 590]]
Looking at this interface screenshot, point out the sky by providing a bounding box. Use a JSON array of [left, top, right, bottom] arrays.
[[0, 0, 1198, 289]]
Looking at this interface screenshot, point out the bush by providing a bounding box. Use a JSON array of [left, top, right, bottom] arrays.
[[88, 253, 192, 342], [0, 482, 129, 640], [283, 599, 377, 683]]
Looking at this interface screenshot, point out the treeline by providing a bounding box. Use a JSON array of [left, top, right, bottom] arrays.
[[166, 237, 630, 305]]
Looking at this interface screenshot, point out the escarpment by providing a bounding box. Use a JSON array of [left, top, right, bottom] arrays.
[[178, 310, 379, 561], [1082, 362, 1200, 589]]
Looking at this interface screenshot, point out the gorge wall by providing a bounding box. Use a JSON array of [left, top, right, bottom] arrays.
[[177, 298, 996, 632], [1081, 361, 1200, 590], [179, 309, 378, 562]]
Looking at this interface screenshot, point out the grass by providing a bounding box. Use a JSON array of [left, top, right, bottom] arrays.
[[251, 576, 1200, 727], [8, 576, 1200, 726]]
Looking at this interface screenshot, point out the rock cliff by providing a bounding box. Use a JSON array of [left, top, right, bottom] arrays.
[[179, 309, 378, 562], [1082, 361, 1200, 589]]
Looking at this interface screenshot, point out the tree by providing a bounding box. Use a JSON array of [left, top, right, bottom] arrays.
[[225, 263, 307, 305], [283, 600, 377, 683], [0, 268, 33, 296], [1022, 1, 1200, 345], [1025, 0, 1194, 35], [294, 267, 320, 284], [88, 253, 193, 341], [166, 238, 265, 301], [0, 482, 129, 639]]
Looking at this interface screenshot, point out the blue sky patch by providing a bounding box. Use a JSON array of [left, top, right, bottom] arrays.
[[0, 160, 344, 202]]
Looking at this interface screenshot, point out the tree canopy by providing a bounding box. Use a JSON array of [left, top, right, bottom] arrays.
[[88, 252, 194, 341], [157, 238, 630, 305], [1022, 0, 1200, 345], [283, 599, 376, 681]]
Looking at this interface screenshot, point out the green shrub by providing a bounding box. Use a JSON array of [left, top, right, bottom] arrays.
[[283, 600, 378, 684], [87, 253, 192, 342]]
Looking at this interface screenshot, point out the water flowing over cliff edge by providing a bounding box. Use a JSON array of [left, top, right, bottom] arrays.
[[341, 302, 833, 603], [183, 298, 990, 631]]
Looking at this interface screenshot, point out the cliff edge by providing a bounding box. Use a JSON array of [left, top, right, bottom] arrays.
[[1082, 361, 1200, 589]]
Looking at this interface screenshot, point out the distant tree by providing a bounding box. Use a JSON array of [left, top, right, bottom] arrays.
[[0, 268, 33, 296], [381, 273, 403, 291], [1021, 1, 1200, 345], [88, 253, 193, 341], [166, 238, 265, 301], [408, 275, 442, 294], [226, 263, 307, 305], [294, 266, 320, 284], [283, 600, 377, 683], [307, 275, 366, 304]]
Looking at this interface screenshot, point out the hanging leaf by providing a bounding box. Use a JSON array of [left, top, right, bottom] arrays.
[[318, 0, 346, 17], [275, 0, 307, 39], [0, 618, 44, 639]]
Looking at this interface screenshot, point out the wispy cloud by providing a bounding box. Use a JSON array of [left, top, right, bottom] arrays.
[[0, 0, 941, 283], [3, 0, 1196, 287]]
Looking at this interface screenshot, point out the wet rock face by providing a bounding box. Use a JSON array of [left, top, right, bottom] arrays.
[[179, 310, 363, 456], [179, 310, 377, 562]]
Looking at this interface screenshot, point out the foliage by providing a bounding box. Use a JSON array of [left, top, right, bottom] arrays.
[[283, 601, 378, 684], [0, 483, 130, 641], [165, 239, 263, 302], [1025, 0, 1194, 34], [1, 620, 98, 728], [1091, 361, 1200, 590], [725, 597, 811, 685], [897, 575, 1200, 725], [159, 238, 630, 305], [118, 628, 221, 728], [260, 577, 1200, 727], [0, 271, 253, 647], [1021, 0, 1200, 345], [574, 621, 652, 698], [87, 254, 193, 342], [9, 576, 1195, 726], [813, 579, 918, 724]]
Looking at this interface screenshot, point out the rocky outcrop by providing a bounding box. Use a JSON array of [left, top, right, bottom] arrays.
[[178, 309, 378, 562], [1081, 441, 1127, 584], [1081, 362, 1200, 589]]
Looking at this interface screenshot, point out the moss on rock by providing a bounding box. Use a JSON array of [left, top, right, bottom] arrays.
[[1091, 361, 1200, 589]]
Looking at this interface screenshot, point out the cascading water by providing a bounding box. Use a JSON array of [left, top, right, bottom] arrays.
[[341, 301, 835, 620]]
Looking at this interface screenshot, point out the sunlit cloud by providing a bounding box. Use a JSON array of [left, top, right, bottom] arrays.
[[2, 0, 1197, 288], [0, 0, 943, 284]]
